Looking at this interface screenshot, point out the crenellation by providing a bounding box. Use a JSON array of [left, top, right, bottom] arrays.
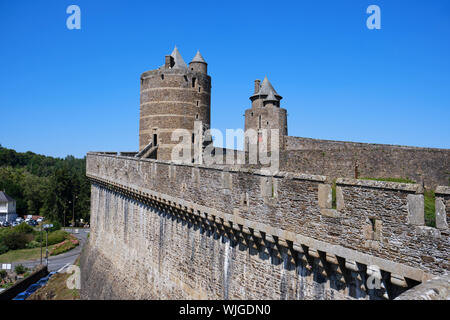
[[83, 153, 449, 297], [407, 194, 425, 226], [81, 48, 449, 300]]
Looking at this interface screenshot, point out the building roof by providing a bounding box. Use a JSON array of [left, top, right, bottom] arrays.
[[170, 46, 187, 69], [251, 76, 282, 100], [264, 90, 278, 102], [191, 50, 206, 64], [0, 191, 14, 203]]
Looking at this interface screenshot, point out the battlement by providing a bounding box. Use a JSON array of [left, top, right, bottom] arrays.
[[85, 152, 449, 297], [282, 136, 450, 188], [81, 47, 448, 299]]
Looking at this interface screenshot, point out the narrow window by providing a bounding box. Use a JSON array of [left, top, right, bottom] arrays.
[[369, 218, 376, 232], [196, 114, 199, 119], [198, 87, 201, 92], [251, 112, 253, 117], [192, 77, 196, 87], [259, 115, 261, 128], [161, 74, 164, 80], [153, 134, 158, 146], [184, 75, 188, 82], [192, 133, 195, 143], [196, 101, 199, 106]]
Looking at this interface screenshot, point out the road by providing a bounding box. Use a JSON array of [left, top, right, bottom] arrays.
[[11, 228, 89, 272]]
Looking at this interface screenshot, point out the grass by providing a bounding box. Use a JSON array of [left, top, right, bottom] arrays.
[[0, 234, 78, 263], [0, 244, 60, 263], [358, 177, 416, 184], [424, 190, 436, 228], [28, 271, 80, 300]]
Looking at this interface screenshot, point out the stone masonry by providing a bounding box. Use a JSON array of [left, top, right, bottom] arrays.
[[81, 47, 450, 300], [139, 47, 211, 160], [81, 152, 449, 299]]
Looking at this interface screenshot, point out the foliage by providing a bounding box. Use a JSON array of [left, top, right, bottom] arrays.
[[48, 220, 62, 232], [14, 264, 27, 275], [47, 230, 69, 246], [50, 237, 79, 256], [0, 244, 8, 255], [0, 270, 6, 279], [13, 222, 34, 234], [0, 145, 91, 224], [0, 145, 89, 255], [2, 231, 28, 250], [0, 241, 67, 263], [25, 240, 41, 249], [1, 282, 13, 289], [359, 177, 416, 184], [424, 190, 436, 228]]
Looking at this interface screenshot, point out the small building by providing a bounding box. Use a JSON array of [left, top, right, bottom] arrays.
[[0, 191, 18, 223]]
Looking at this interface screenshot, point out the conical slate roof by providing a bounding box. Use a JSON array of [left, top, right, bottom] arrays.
[[264, 90, 278, 102], [170, 46, 187, 69], [191, 50, 206, 63], [258, 76, 279, 96], [251, 76, 282, 100]]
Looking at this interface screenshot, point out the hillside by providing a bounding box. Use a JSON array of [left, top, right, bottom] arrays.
[[0, 145, 90, 225]]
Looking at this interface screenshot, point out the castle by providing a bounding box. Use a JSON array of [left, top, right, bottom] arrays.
[[137, 46, 288, 162], [81, 47, 449, 300], [136, 47, 449, 188]]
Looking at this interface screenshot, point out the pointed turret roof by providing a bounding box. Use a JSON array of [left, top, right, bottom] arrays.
[[251, 76, 282, 100], [258, 76, 279, 96], [191, 50, 206, 64], [264, 90, 278, 102], [170, 46, 187, 69]]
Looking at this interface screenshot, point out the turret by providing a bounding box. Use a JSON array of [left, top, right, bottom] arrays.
[[244, 76, 288, 151], [250, 76, 283, 108], [189, 51, 207, 74]]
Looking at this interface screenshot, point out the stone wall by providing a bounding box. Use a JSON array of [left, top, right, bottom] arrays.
[[282, 136, 450, 188], [81, 153, 449, 300], [395, 272, 449, 300], [81, 185, 353, 300]]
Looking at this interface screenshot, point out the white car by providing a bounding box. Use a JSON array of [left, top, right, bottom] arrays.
[[37, 217, 44, 223]]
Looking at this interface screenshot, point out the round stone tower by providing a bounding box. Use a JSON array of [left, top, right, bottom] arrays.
[[139, 47, 211, 161]]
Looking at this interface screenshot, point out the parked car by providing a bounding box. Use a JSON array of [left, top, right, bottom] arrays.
[[11, 221, 19, 227], [37, 217, 44, 223], [27, 220, 38, 227], [16, 217, 24, 223], [25, 283, 42, 295], [2, 221, 11, 227], [12, 292, 30, 300]]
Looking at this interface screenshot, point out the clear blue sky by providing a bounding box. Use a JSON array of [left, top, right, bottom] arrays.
[[1, 0, 449, 158]]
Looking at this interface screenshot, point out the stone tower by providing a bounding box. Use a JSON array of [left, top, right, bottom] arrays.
[[139, 47, 211, 161], [244, 76, 288, 152]]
